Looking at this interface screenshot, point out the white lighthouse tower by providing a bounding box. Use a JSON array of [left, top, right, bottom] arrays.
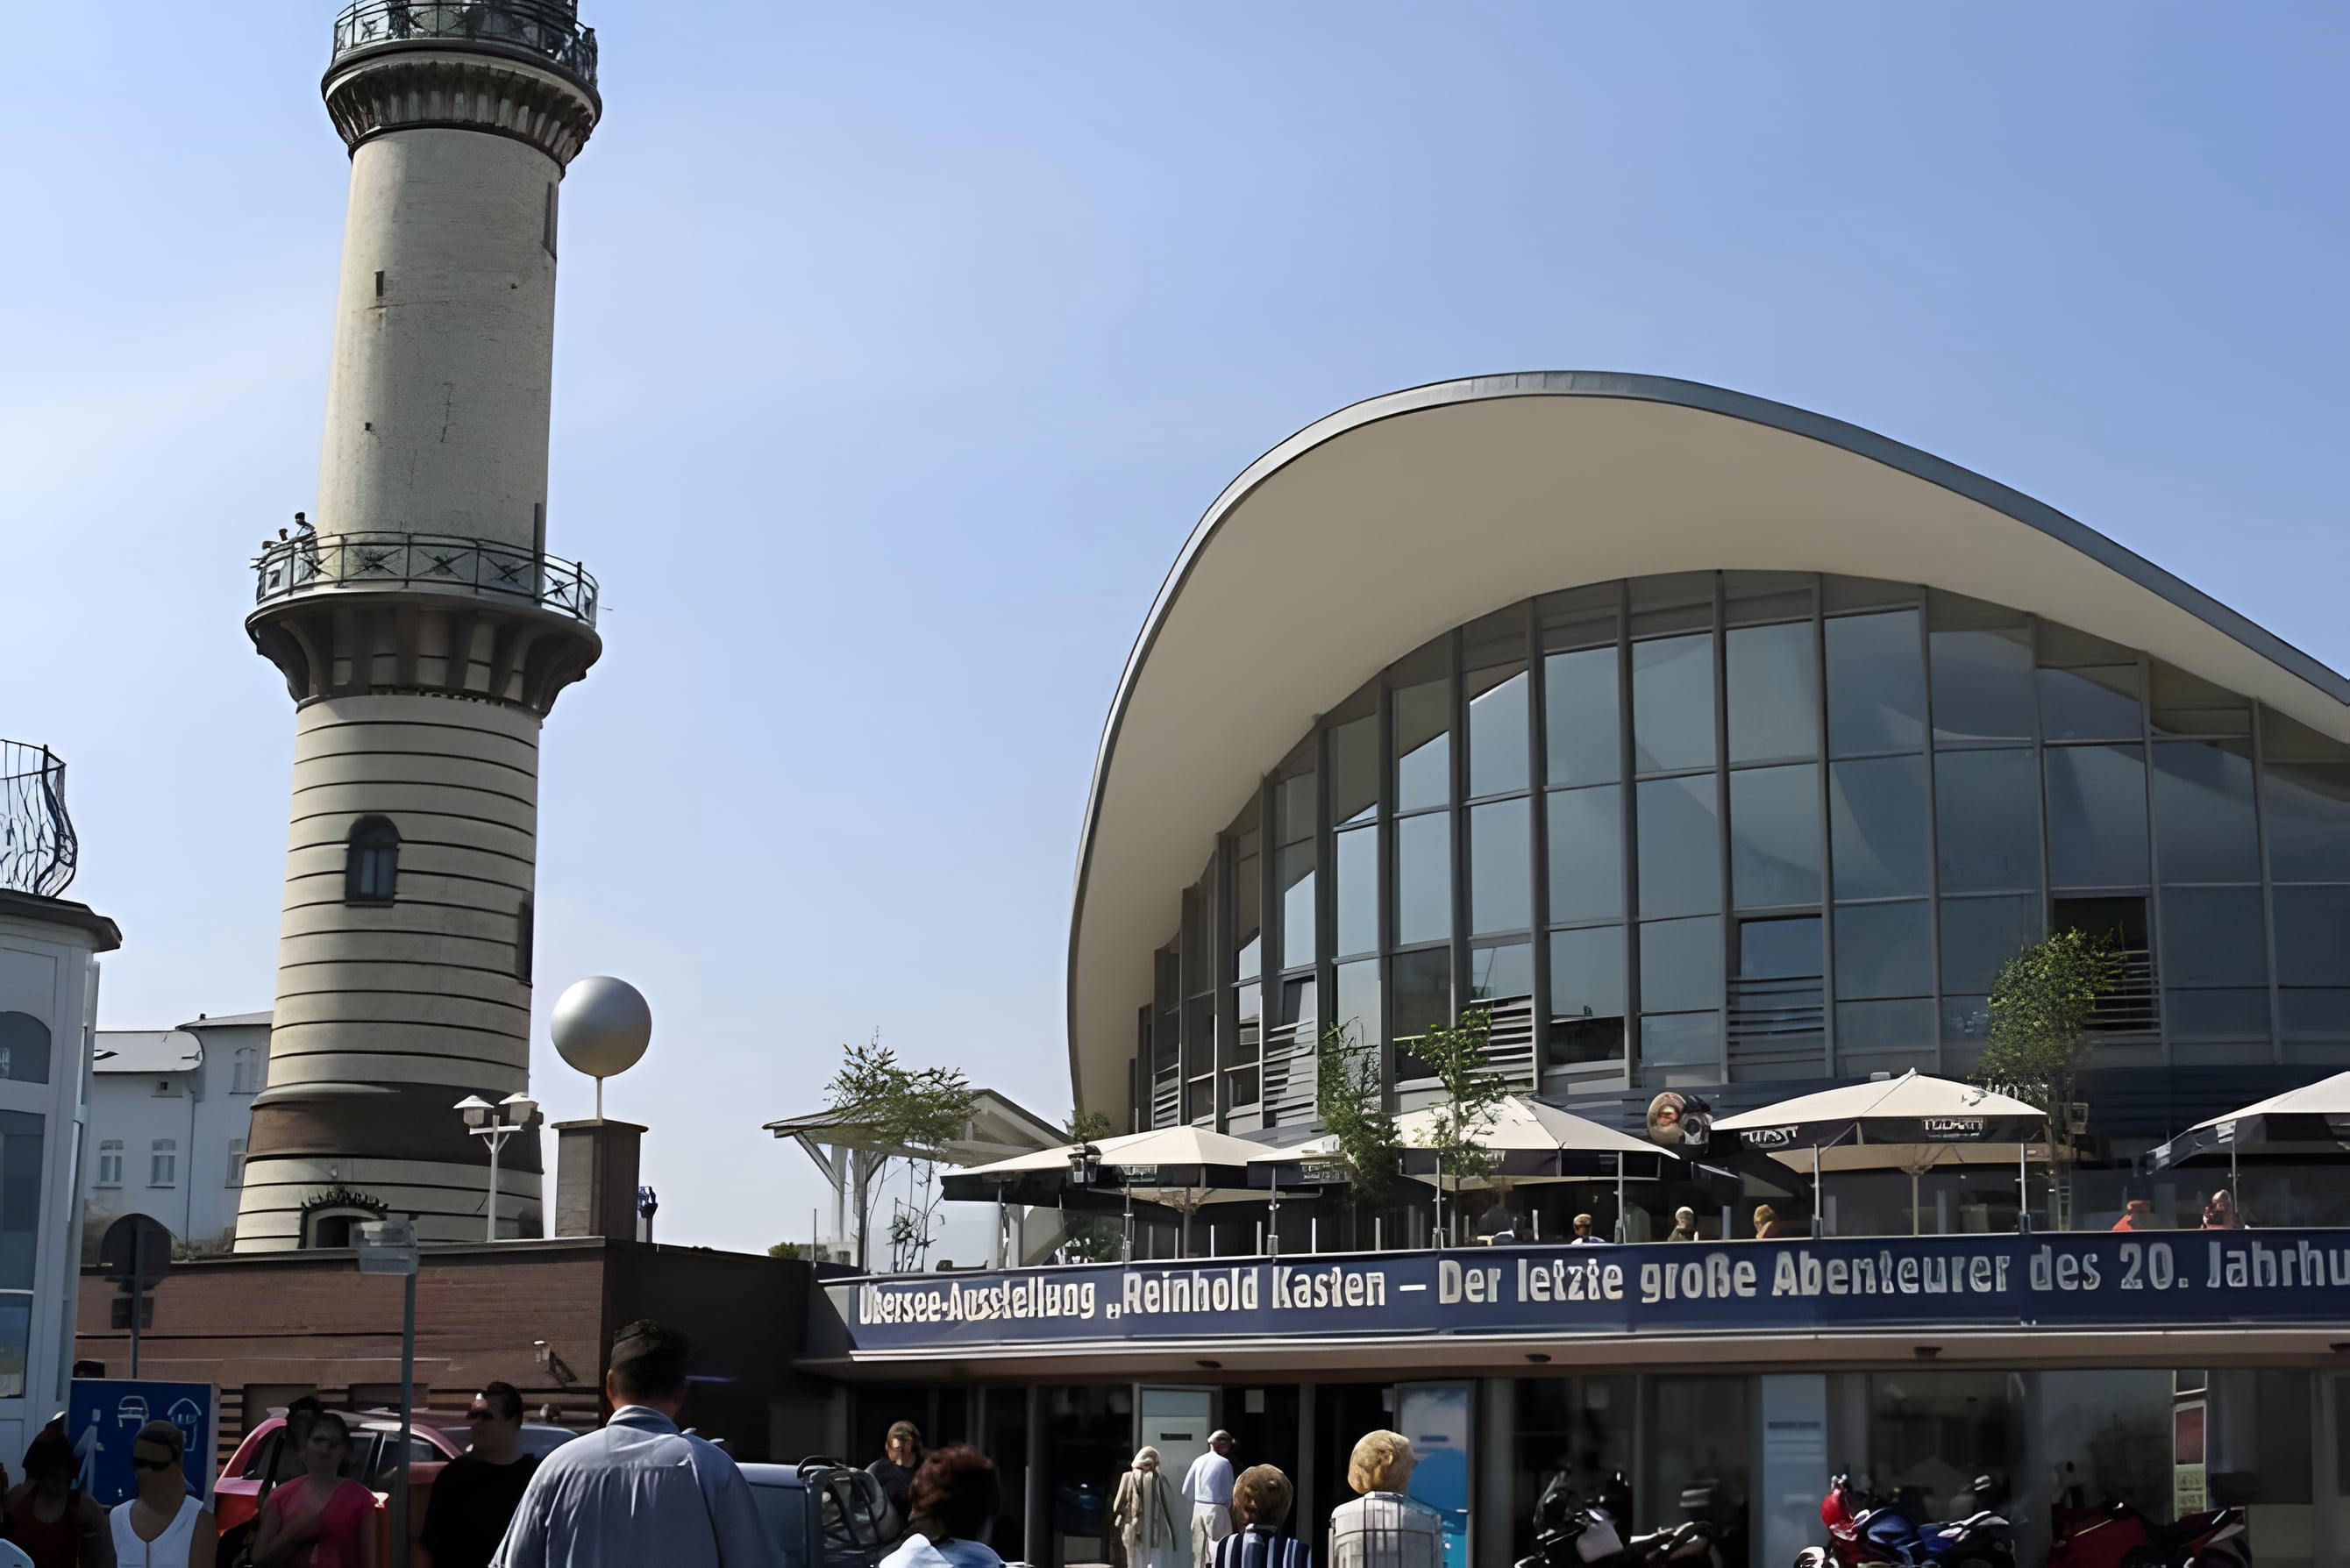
[[234, 1, 605, 1250]]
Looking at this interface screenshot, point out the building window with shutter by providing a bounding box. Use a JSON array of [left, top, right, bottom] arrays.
[[232, 1046, 262, 1094], [97, 1141, 123, 1187], [150, 1139, 179, 1187], [345, 816, 401, 905]]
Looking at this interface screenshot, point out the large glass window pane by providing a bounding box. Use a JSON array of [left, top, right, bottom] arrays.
[[1629, 573, 1715, 638], [1730, 763, 1821, 909], [1836, 998, 1936, 1054], [2150, 662, 2252, 738], [1334, 825, 1378, 959], [1468, 667, 1530, 797], [2047, 745, 2149, 887], [1394, 678, 1452, 812], [1640, 1014, 1720, 1070], [1392, 949, 1452, 1063], [2152, 740, 2259, 883], [1541, 584, 1619, 652], [2262, 759, 2350, 882], [1834, 901, 1932, 1000], [1330, 713, 1380, 827], [2159, 887, 2267, 987], [2166, 988, 2269, 1041], [1470, 798, 1532, 936], [1549, 926, 1627, 1023], [1829, 755, 1930, 899], [1233, 851, 1261, 981], [1738, 915, 1821, 979], [1929, 626, 2035, 745], [1727, 621, 1819, 765], [2039, 665, 2144, 743], [1544, 647, 1621, 787], [2280, 988, 2350, 1040], [1278, 844, 1316, 971], [1395, 812, 1452, 946], [1826, 610, 1926, 756], [1940, 894, 2040, 994], [1547, 786, 1624, 924], [1935, 748, 2041, 893], [0, 1017, 49, 1088], [1278, 769, 1317, 845], [0, 1110, 43, 1294], [1638, 775, 1720, 918], [1335, 958, 1381, 1047], [2274, 887, 2350, 987], [1641, 916, 1722, 1014], [1469, 942, 1535, 1002], [1632, 633, 1716, 773]]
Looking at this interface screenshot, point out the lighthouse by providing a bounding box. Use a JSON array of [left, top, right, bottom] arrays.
[[234, 1, 604, 1250]]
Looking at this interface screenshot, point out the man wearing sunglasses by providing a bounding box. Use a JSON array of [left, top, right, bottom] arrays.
[[420, 1383, 537, 1568]]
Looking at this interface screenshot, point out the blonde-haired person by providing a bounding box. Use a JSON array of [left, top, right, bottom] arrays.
[[1112, 1447, 1184, 1568], [1328, 1433, 1440, 1568], [1214, 1465, 1310, 1568]]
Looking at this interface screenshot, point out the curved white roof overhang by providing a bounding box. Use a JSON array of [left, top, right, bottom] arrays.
[[1069, 372, 2350, 1114]]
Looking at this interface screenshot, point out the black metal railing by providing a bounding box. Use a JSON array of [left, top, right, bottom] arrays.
[[1, 742, 77, 900], [331, 0, 598, 85], [253, 531, 598, 626]]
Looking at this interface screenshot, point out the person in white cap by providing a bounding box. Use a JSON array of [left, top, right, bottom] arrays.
[[1182, 1432, 1238, 1568]]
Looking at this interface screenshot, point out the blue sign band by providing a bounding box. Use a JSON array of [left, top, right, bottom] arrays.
[[827, 1230, 2350, 1351]]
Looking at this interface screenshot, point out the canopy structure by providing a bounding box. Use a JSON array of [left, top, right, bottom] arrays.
[[943, 1125, 1277, 1254], [2142, 1071, 2350, 1173], [1392, 1095, 1666, 1187], [1714, 1072, 2048, 1237]]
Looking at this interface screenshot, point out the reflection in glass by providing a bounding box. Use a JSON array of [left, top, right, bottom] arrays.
[[0, 1112, 41, 1294], [1940, 895, 2040, 994], [1548, 786, 1624, 924], [2150, 662, 2252, 738], [1470, 798, 1533, 935], [1829, 755, 1930, 899], [1395, 812, 1451, 946], [1392, 949, 1452, 1054], [1730, 764, 1822, 909], [1278, 770, 1317, 845], [1330, 715, 1379, 826], [1929, 626, 2035, 745], [1727, 622, 1819, 764], [1641, 916, 1722, 1013], [1834, 902, 1931, 1000], [2280, 989, 2350, 1039], [1278, 844, 1315, 971], [1233, 852, 1260, 981], [1334, 825, 1378, 958], [1335, 958, 1381, 1046], [2152, 740, 2259, 883], [2159, 887, 2266, 987], [2039, 665, 2144, 743], [1470, 942, 1535, 1001], [1545, 647, 1621, 788], [1935, 749, 2040, 893], [1629, 573, 1715, 638], [1738, 915, 1821, 978], [1549, 926, 1627, 1022], [1394, 678, 1451, 812], [1640, 1013, 1720, 1070], [2046, 745, 2149, 887], [1638, 775, 1720, 918], [1836, 998, 1935, 1053], [1468, 667, 1530, 797], [1632, 634, 1716, 773], [2262, 760, 2350, 882], [1826, 610, 1926, 756], [2165, 988, 2269, 1041], [2273, 887, 2350, 987]]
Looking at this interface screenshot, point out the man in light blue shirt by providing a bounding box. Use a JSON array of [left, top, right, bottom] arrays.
[[1182, 1431, 1237, 1568], [494, 1318, 774, 1567]]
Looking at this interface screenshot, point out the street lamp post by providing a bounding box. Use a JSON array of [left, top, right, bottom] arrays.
[[455, 1092, 538, 1242]]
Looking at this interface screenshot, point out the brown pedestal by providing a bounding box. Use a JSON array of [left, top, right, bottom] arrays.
[[554, 1119, 646, 1240]]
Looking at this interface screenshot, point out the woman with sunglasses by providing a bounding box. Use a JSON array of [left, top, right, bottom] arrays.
[[108, 1421, 212, 1568], [253, 1414, 375, 1568]]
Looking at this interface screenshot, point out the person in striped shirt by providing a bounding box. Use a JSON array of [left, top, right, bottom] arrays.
[[1213, 1466, 1310, 1568]]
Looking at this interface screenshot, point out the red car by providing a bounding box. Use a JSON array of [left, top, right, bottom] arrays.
[[215, 1413, 464, 1560]]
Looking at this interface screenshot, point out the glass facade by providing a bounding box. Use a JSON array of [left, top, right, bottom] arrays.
[[1138, 572, 2350, 1130]]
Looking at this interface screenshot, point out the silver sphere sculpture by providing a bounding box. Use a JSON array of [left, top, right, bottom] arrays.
[[551, 976, 651, 1118]]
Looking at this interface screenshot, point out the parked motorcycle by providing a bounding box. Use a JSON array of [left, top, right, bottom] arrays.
[[1791, 1472, 2010, 1568], [2047, 1500, 2249, 1568], [1625, 1479, 1742, 1568], [1516, 1471, 1631, 1568]]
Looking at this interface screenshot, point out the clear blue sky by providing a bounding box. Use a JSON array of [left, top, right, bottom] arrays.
[[5, 3, 2346, 1254]]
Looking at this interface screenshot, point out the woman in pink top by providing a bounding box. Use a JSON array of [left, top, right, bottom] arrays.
[[253, 1414, 378, 1568]]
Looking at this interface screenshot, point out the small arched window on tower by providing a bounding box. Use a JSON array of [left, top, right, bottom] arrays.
[[345, 816, 401, 905]]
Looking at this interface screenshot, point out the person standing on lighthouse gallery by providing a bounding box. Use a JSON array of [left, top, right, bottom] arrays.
[[1183, 1433, 1237, 1568]]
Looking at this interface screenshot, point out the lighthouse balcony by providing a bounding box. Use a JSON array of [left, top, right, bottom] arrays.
[[0, 741, 77, 901], [331, 0, 598, 88], [253, 531, 598, 627]]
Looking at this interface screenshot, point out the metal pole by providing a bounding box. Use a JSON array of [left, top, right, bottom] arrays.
[[1269, 1181, 1281, 1257], [2230, 1144, 2240, 1223], [128, 1240, 141, 1379], [486, 1126, 503, 1243], [1813, 1145, 1826, 1238], [1614, 1153, 1627, 1244], [391, 1262, 417, 1568], [2018, 1142, 2029, 1233]]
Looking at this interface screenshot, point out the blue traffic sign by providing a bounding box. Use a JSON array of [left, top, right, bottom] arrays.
[[67, 1379, 217, 1507]]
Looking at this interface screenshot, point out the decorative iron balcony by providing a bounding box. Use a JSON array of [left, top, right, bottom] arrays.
[[253, 531, 598, 627], [1, 742, 78, 900], [331, 0, 599, 86]]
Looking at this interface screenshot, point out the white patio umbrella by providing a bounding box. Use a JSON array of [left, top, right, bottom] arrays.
[[1713, 1073, 2047, 1237], [944, 1125, 1271, 1256], [1397, 1095, 1671, 1244], [2142, 1069, 2350, 1201]]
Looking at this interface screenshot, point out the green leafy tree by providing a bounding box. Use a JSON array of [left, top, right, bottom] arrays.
[[1314, 1019, 1403, 1205], [822, 1034, 979, 1271], [1066, 1107, 1115, 1144], [1057, 1107, 1122, 1261], [1975, 928, 2119, 1125], [767, 1240, 807, 1260], [1403, 1004, 1513, 1187]]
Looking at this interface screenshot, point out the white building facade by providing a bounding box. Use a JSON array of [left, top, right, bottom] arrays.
[[83, 1013, 268, 1256]]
